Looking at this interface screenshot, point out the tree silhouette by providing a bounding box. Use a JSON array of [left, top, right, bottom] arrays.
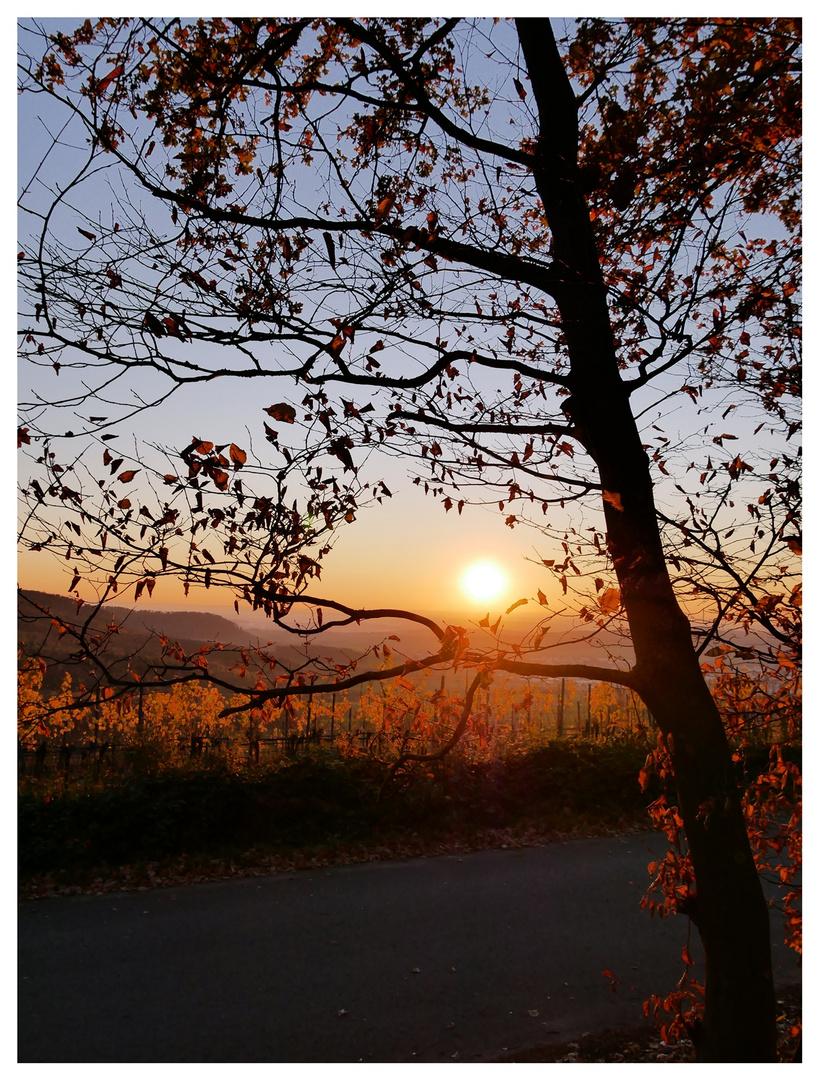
[[18, 17, 800, 1061]]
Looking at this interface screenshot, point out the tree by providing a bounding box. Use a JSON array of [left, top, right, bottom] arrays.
[[18, 17, 800, 1061]]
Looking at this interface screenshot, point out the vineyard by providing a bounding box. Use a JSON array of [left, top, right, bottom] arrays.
[[18, 657, 657, 784]]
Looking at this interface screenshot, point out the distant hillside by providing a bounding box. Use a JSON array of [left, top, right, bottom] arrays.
[[19, 590, 246, 643], [17, 589, 370, 695]]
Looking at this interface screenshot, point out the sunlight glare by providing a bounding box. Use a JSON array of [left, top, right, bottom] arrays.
[[461, 561, 506, 603]]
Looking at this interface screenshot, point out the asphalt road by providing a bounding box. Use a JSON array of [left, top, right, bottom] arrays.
[[18, 831, 800, 1062]]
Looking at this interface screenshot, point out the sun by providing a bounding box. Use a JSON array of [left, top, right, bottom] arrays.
[[461, 561, 506, 603]]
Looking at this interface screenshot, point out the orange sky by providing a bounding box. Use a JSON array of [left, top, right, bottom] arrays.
[[17, 472, 555, 620]]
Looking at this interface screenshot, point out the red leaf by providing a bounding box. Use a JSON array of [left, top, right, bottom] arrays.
[[96, 64, 124, 94]]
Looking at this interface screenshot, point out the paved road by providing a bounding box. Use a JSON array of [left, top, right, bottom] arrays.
[[18, 832, 800, 1062]]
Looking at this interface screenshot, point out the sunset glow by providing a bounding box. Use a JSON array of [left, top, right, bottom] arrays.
[[461, 561, 506, 603]]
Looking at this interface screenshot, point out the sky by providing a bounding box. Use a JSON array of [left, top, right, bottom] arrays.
[[12, 11, 584, 625], [13, 6, 806, 635]]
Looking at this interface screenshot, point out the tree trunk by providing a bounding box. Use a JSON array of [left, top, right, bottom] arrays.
[[517, 18, 777, 1061]]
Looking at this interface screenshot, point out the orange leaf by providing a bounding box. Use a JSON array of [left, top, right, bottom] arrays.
[[505, 598, 528, 614], [602, 490, 624, 511], [598, 587, 620, 614], [374, 193, 396, 222], [229, 443, 247, 468], [96, 64, 124, 94], [118, 469, 139, 483]]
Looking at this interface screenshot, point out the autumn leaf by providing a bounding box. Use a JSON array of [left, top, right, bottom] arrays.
[[142, 312, 165, 337], [598, 587, 620, 614], [77, 227, 97, 242], [374, 193, 396, 223], [264, 403, 296, 423], [118, 469, 139, 483], [96, 64, 124, 94], [229, 443, 247, 468], [329, 436, 355, 471], [513, 77, 527, 100], [323, 231, 336, 269], [506, 598, 528, 614], [602, 490, 624, 511]]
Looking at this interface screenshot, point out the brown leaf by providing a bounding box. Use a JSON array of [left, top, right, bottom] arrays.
[[118, 469, 139, 483], [229, 443, 247, 468], [505, 598, 528, 614], [323, 231, 336, 269], [598, 587, 620, 614], [602, 490, 624, 512], [264, 403, 296, 423]]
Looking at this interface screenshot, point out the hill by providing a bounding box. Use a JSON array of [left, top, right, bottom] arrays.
[[17, 589, 379, 696]]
